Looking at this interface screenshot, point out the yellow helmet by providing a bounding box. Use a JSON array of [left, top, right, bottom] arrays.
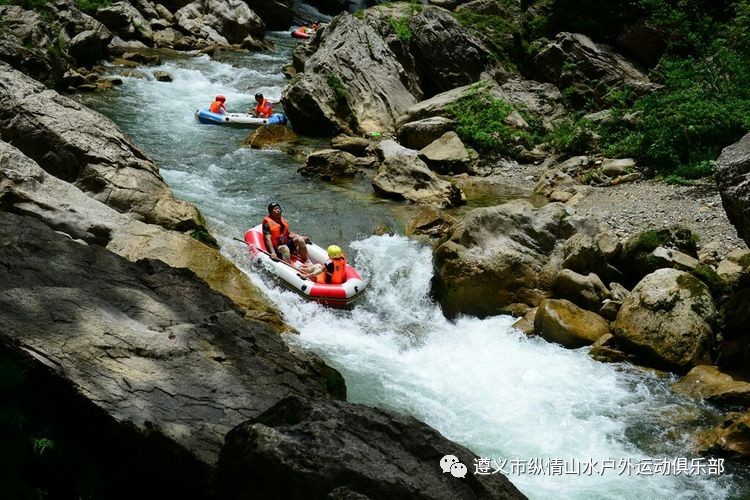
[[327, 244, 342, 258]]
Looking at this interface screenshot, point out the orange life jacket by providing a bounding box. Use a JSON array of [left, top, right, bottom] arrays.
[[255, 98, 273, 118], [209, 100, 225, 113], [263, 216, 289, 249], [327, 257, 347, 284]]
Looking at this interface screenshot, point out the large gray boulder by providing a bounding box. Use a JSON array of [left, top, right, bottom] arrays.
[[175, 0, 265, 45], [672, 365, 750, 407], [716, 132, 750, 247], [47, 0, 113, 67], [418, 131, 472, 174], [534, 299, 610, 348], [0, 5, 70, 87], [282, 13, 419, 136], [372, 154, 465, 208], [216, 396, 526, 499], [0, 62, 201, 231], [432, 200, 600, 317], [95, 0, 155, 44], [0, 139, 286, 329], [0, 210, 344, 467], [534, 32, 659, 100], [247, 0, 293, 31], [396, 78, 567, 131], [397, 116, 456, 150], [613, 268, 716, 372], [408, 6, 493, 96]]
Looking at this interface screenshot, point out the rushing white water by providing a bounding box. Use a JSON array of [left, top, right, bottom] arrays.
[[78, 32, 746, 499]]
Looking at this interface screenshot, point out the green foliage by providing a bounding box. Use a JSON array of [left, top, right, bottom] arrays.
[[75, 0, 111, 12], [388, 17, 412, 44], [598, 51, 750, 176], [544, 119, 594, 156], [190, 226, 219, 249], [529, 0, 750, 180], [326, 72, 348, 101], [691, 263, 730, 297], [32, 437, 55, 456], [629, 230, 666, 254], [447, 86, 540, 154]]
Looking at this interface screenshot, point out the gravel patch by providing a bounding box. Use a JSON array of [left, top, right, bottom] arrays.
[[482, 164, 748, 261]]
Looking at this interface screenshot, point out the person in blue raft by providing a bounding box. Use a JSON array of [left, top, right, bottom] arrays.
[[252, 93, 288, 125], [209, 94, 226, 114]]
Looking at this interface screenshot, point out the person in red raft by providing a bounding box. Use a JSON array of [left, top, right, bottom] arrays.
[[262, 202, 309, 264], [252, 93, 274, 118], [320, 244, 347, 284], [209, 94, 226, 114]]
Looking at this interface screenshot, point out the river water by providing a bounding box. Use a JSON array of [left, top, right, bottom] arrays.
[[78, 32, 748, 499]]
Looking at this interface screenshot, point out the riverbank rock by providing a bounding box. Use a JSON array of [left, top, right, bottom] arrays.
[[282, 13, 419, 136], [613, 269, 716, 372], [95, 1, 155, 45], [554, 269, 612, 311], [534, 299, 610, 348], [397, 116, 456, 150], [696, 412, 750, 458], [0, 62, 201, 231], [175, 0, 264, 46], [243, 124, 299, 149], [372, 155, 465, 208], [716, 132, 750, 248], [0, 139, 286, 330], [672, 365, 750, 407], [0, 210, 344, 468], [534, 32, 658, 102], [432, 200, 600, 317], [216, 396, 526, 499], [299, 149, 374, 180], [418, 131, 473, 174], [405, 205, 457, 240], [0, 5, 71, 87], [408, 6, 493, 96], [618, 226, 699, 286], [396, 77, 567, 131]]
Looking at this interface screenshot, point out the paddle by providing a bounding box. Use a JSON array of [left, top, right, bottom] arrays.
[[233, 236, 316, 281]]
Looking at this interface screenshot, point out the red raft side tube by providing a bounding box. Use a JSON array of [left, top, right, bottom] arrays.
[[244, 225, 366, 309], [291, 29, 310, 39]]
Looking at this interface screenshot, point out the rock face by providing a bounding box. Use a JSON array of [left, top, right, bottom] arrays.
[[282, 13, 419, 136], [216, 396, 526, 499], [697, 411, 750, 458], [0, 5, 70, 87], [534, 32, 658, 101], [613, 269, 716, 372], [0, 62, 201, 231], [397, 116, 456, 150], [418, 131, 472, 174], [716, 132, 750, 247], [0, 139, 286, 330], [248, 0, 294, 30], [534, 299, 610, 348], [408, 6, 492, 96], [372, 155, 465, 208], [671, 365, 750, 407], [396, 78, 567, 131], [0, 211, 344, 467], [432, 200, 600, 317], [175, 0, 265, 45]]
